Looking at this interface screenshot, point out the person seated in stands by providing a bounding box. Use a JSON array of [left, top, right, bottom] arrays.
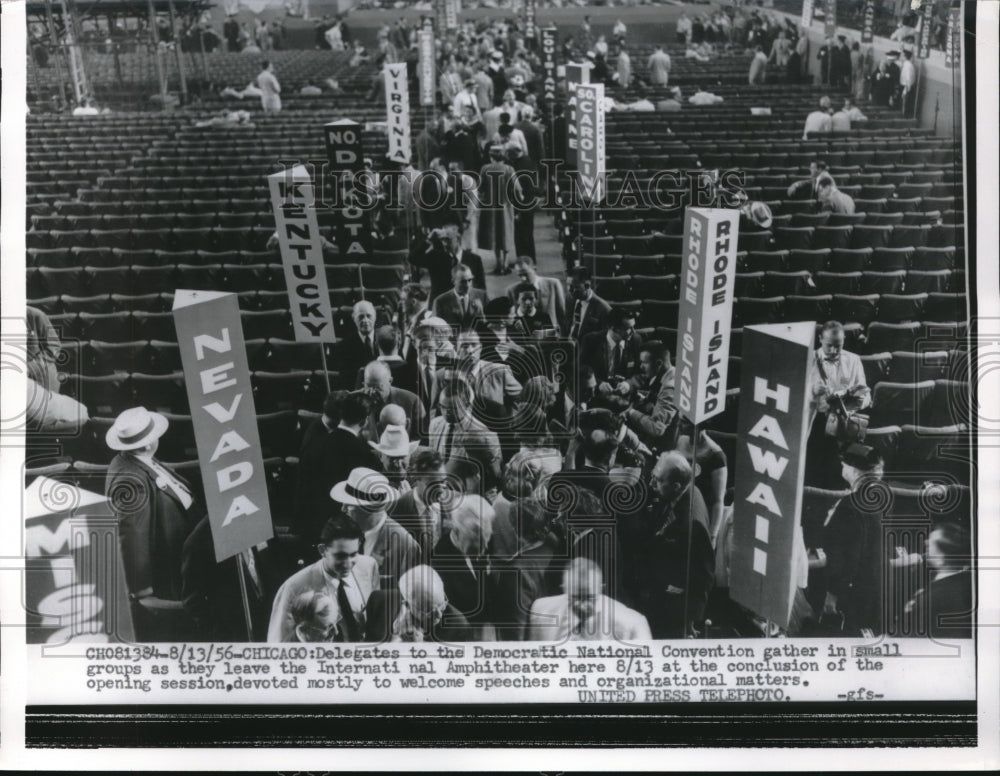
[[816, 173, 856, 215], [831, 97, 868, 131], [657, 86, 684, 112], [802, 96, 833, 139], [220, 81, 263, 100], [688, 85, 723, 105], [786, 159, 829, 199]]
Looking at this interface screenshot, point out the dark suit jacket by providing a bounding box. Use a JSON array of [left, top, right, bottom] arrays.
[[366, 386, 426, 443], [431, 533, 499, 626], [181, 516, 281, 641], [105, 453, 203, 601], [363, 589, 474, 642], [432, 288, 488, 332], [388, 489, 436, 557], [412, 246, 487, 301], [335, 334, 379, 389], [354, 356, 417, 395], [565, 293, 612, 341], [515, 120, 544, 171], [581, 330, 643, 382], [296, 423, 380, 541], [480, 335, 545, 384]]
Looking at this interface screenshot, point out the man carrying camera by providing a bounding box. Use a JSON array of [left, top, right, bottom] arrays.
[[805, 321, 872, 490]]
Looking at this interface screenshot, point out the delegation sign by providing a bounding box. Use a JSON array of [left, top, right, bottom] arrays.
[[674, 207, 738, 425], [384, 63, 412, 164], [729, 322, 814, 628], [173, 290, 275, 562]]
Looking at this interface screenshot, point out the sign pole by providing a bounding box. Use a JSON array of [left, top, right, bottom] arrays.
[[235, 551, 254, 641], [682, 425, 699, 637]]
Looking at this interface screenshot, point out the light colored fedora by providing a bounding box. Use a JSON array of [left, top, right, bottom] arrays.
[[106, 406, 169, 451], [369, 425, 419, 458], [330, 467, 399, 507]]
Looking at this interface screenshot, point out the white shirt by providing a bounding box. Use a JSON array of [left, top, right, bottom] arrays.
[[900, 60, 915, 89], [803, 110, 832, 138], [452, 89, 480, 117], [321, 567, 365, 615], [830, 110, 852, 132], [362, 513, 388, 558]]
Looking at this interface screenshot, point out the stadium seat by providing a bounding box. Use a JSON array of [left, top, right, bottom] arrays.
[[905, 270, 952, 294], [860, 270, 906, 294], [252, 371, 312, 413], [733, 297, 784, 326], [774, 226, 814, 250], [813, 225, 853, 250], [814, 271, 861, 295], [734, 272, 765, 297], [865, 321, 920, 354], [785, 248, 831, 273], [743, 250, 787, 272], [868, 247, 912, 271], [928, 379, 969, 427], [888, 224, 928, 249], [877, 293, 927, 322], [257, 410, 299, 458], [88, 340, 152, 376], [864, 425, 902, 472], [631, 275, 679, 299], [850, 225, 892, 249], [784, 294, 831, 322], [868, 380, 935, 427], [923, 292, 967, 322], [65, 374, 130, 416], [592, 254, 624, 276], [894, 424, 971, 484], [595, 276, 632, 302], [146, 340, 184, 374], [242, 310, 293, 340], [911, 246, 955, 271], [887, 350, 950, 383], [762, 271, 813, 296], [614, 235, 653, 256], [130, 372, 190, 414], [640, 299, 679, 327]]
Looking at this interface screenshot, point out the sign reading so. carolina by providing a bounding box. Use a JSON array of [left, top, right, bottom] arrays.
[[24, 476, 134, 644], [674, 208, 739, 425], [574, 82, 605, 205], [729, 322, 814, 628], [173, 290, 275, 562], [384, 63, 411, 164], [445, 0, 459, 30], [324, 119, 373, 261], [268, 165, 338, 339], [418, 29, 436, 106], [565, 61, 591, 167], [541, 28, 557, 106]]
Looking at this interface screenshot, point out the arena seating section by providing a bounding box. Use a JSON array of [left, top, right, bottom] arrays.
[[25, 41, 971, 535]]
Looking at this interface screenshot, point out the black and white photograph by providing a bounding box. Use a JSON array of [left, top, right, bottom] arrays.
[[1, 0, 996, 766]]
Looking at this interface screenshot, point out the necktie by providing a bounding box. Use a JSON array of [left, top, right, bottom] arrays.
[[460, 296, 468, 319], [570, 300, 583, 338], [366, 337, 375, 359], [336, 579, 362, 642], [443, 422, 454, 460], [612, 344, 622, 377]]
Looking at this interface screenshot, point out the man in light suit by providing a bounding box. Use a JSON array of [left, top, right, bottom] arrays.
[[431, 263, 487, 333], [564, 266, 612, 342], [528, 558, 651, 641], [505, 254, 565, 330], [428, 377, 503, 489], [268, 515, 379, 642]]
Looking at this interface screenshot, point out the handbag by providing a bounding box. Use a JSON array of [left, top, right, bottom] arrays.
[[815, 354, 869, 443]]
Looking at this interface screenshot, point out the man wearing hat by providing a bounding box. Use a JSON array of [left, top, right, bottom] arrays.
[[487, 50, 509, 106], [332, 467, 419, 591], [817, 444, 887, 636], [369, 424, 419, 487], [268, 515, 379, 642], [104, 407, 204, 609]]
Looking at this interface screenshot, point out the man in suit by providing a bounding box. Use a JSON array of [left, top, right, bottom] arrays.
[[505, 255, 565, 330], [634, 451, 714, 639], [581, 307, 643, 386], [398, 282, 433, 366], [268, 515, 379, 642], [389, 446, 447, 554], [412, 224, 486, 301], [295, 391, 379, 543], [332, 467, 419, 591], [564, 266, 611, 342], [528, 558, 651, 641], [354, 325, 416, 393], [364, 564, 473, 642], [622, 339, 679, 450], [428, 377, 503, 489], [432, 263, 487, 333], [432, 494, 500, 638], [104, 407, 204, 611], [479, 297, 545, 385], [360, 360, 426, 444], [435, 330, 522, 419], [514, 105, 544, 175], [335, 300, 379, 389]]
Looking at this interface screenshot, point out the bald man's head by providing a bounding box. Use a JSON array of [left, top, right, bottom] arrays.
[[363, 360, 392, 400], [564, 557, 603, 623], [651, 451, 692, 503]]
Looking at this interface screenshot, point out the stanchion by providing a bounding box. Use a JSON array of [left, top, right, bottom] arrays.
[[319, 343, 332, 394], [235, 551, 254, 641], [682, 424, 698, 638]]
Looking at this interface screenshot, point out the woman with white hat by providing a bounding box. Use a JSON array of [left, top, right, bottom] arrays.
[[332, 467, 420, 591], [104, 407, 203, 608]]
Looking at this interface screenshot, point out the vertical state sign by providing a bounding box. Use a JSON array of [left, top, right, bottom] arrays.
[[917, 0, 934, 58], [385, 63, 412, 164], [729, 322, 814, 628], [173, 290, 274, 562], [541, 28, 557, 107], [268, 165, 338, 339], [324, 120, 373, 261], [24, 477, 134, 644], [565, 61, 590, 167], [801, 0, 814, 28], [419, 28, 435, 106], [860, 0, 875, 42], [675, 208, 738, 425], [445, 0, 458, 30], [944, 2, 960, 68], [824, 0, 837, 40], [524, 0, 536, 39], [574, 82, 605, 204]]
